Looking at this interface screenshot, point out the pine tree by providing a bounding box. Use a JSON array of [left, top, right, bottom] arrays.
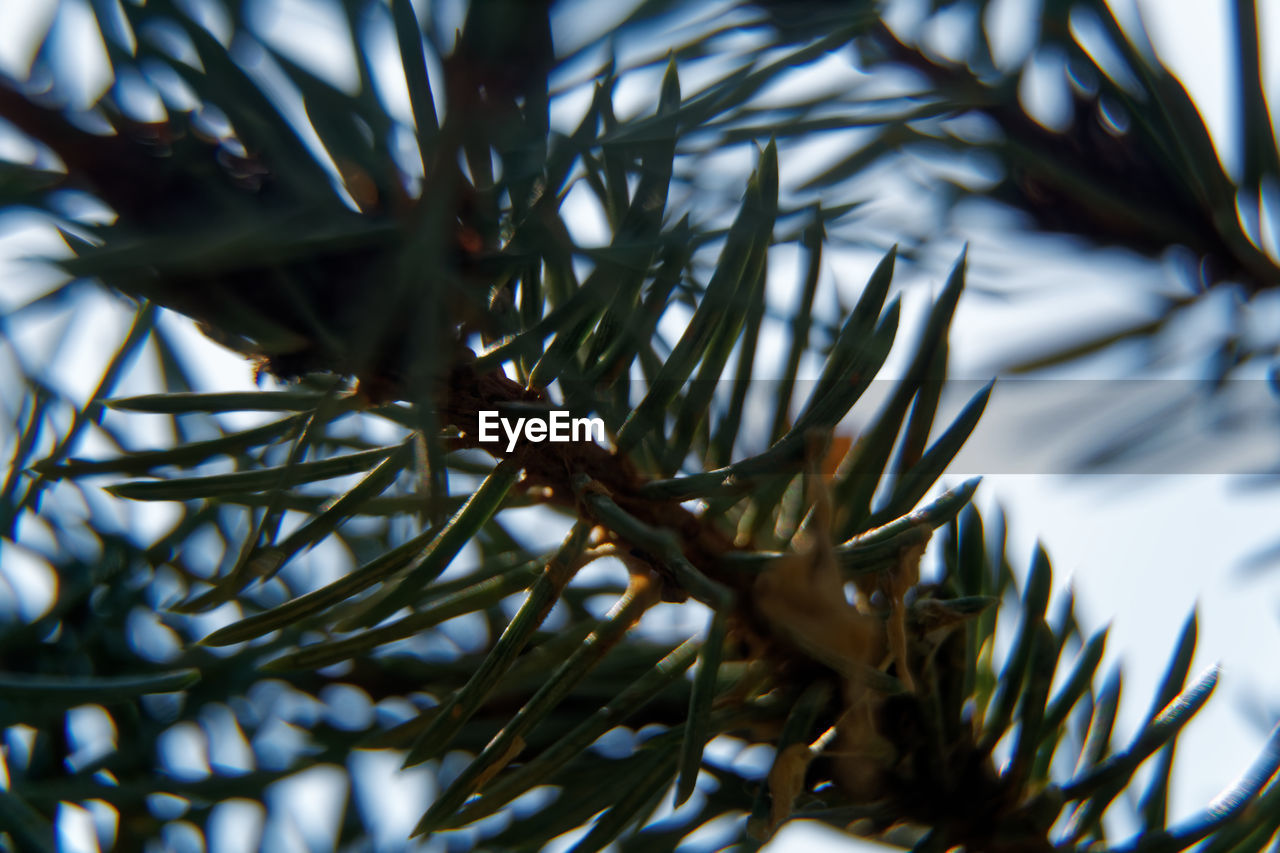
[[1, 1, 1278, 851]]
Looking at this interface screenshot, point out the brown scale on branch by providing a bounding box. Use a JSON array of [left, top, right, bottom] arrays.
[[748, 439, 903, 830]]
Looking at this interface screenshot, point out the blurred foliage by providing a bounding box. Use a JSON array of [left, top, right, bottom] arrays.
[[1, 0, 1279, 851]]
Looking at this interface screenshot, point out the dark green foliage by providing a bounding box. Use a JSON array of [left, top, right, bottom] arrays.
[[1, 0, 1279, 851]]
